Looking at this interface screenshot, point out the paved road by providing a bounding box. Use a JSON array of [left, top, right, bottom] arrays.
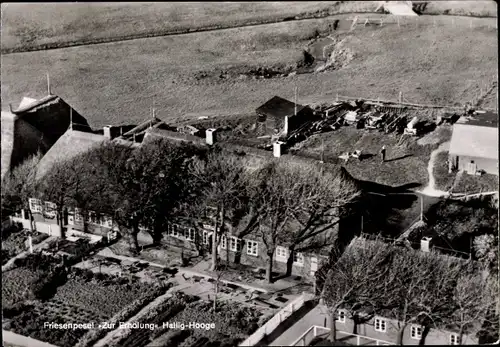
[[2, 330, 59, 347]]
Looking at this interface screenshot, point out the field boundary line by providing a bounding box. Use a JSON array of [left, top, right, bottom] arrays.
[[2, 12, 497, 55]]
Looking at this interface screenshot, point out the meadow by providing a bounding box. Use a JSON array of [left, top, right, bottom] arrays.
[[2, 13, 496, 129], [2, 2, 495, 53]]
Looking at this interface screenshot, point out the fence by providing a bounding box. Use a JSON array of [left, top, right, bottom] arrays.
[[344, 15, 497, 31], [239, 292, 315, 346], [334, 91, 496, 112], [291, 325, 394, 346]]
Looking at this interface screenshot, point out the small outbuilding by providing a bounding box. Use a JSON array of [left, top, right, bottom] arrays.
[[448, 111, 498, 175], [255, 96, 315, 138]]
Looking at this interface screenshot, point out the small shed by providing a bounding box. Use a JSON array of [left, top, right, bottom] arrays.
[[255, 96, 314, 137], [449, 112, 498, 175]]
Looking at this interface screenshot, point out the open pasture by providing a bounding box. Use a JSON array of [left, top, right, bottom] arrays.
[[1, 15, 496, 129]]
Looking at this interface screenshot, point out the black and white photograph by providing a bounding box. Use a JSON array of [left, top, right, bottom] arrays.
[[1, 2, 499, 347]]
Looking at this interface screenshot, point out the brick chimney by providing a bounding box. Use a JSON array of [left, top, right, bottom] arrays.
[[103, 125, 113, 140], [420, 237, 432, 252], [273, 141, 285, 158], [206, 128, 217, 145]]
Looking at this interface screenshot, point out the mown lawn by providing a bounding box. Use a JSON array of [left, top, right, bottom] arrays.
[[1, 14, 497, 129]]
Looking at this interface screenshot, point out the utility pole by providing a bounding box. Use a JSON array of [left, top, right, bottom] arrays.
[[294, 86, 298, 117], [420, 195, 424, 222], [399, 91, 402, 104], [47, 72, 51, 96], [69, 108, 73, 130]]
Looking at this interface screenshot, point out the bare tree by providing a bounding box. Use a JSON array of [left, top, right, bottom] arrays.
[[322, 238, 393, 341], [452, 270, 497, 345], [1, 151, 43, 231], [283, 165, 360, 276], [188, 150, 250, 271]]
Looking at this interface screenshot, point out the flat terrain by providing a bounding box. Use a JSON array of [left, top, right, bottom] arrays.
[[1, 14, 497, 129], [2, 2, 496, 52]]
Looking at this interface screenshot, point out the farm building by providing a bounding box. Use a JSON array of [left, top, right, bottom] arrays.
[[317, 237, 484, 346], [255, 96, 315, 138], [35, 128, 109, 180], [448, 111, 498, 175], [1, 111, 50, 180], [1, 94, 89, 179]]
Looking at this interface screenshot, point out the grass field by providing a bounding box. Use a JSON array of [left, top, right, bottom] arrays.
[[2, 2, 496, 53], [294, 124, 452, 187], [1, 13, 496, 129]]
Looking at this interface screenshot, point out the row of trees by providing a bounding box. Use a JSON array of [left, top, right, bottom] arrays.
[[322, 239, 498, 345], [1, 138, 360, 283]]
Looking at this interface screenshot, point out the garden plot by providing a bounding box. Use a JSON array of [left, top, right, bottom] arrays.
[[51, 276, 153, 318], [2, 229, 49, 265], [148, 300, 266, 347], [2, 267, 41, 307]]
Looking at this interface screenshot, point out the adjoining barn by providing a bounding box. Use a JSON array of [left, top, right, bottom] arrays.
[[448, 111, 498, 176], [255, 96, 316, 139], [1, 94, 90, 180]]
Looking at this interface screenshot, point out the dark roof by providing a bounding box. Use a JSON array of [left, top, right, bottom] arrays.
[[36, 129, 107, 180], [12, 95, 90, 146], [457, 111, 498, 128], [256, 96, 307, 118], [1, 111, 50, 179], [142, 127, 206, 146]]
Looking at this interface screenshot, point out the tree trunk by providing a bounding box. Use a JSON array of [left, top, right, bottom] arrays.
[[28, 208, 35, 232], [285, 245, 295, 277], [128, 224, 140, 254], [210, 205, 224, 272], [459, 325, 464, 346], [330, 312, 337, 341], [352, 314, 359, 335], [396, 323, 408, 346], [266, 253, 274, 283]]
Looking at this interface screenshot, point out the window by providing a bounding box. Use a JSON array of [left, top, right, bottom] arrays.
[[220, 235, 227, 249], [293, 252, 304, 266], [450, 334, 460, 345], [411, 325, 422, 340], [276, 246, 288, 261], [178, 228, 185, 239], [203, 230, 211, 245], [43, 201, 57, 219], [88, 211, 99, 224], [229, 237, 242, 252], [337, 310, 346, 323], [247, 240, 258, 256], [374, 318, 386, 333], [75, 208, 83, 222], [186, 228, 195, 242], [101, 215, 113, 228], [29, 198, 43, 213]]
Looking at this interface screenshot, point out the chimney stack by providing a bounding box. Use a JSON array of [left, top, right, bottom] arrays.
[[421, 237, 432, 252], [273, 141, 285, 158], [103, 125, 113, 140], [206, 128, 217, 145]]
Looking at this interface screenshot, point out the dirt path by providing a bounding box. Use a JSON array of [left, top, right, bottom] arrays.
[[420, 141, 451, 197], [2, 330, 59, 347]]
